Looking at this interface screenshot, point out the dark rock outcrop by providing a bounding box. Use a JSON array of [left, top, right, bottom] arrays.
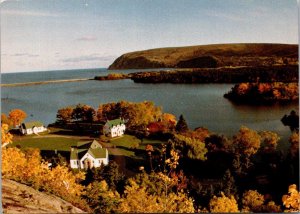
[[176, 56, 219, 68]]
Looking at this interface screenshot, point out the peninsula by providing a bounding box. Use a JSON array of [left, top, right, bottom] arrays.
[[108, 43, 298, 69]]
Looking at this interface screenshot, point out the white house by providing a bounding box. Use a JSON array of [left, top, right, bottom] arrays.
[[20, 121, 47, 135], [70, 140, 109, 169], [103, 118, 126, 138]]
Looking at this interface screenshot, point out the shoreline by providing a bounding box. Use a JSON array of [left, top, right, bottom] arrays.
[[1, 78, 92, 87]]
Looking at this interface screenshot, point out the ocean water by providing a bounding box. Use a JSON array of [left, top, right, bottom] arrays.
[[1, 68, 297, 150]]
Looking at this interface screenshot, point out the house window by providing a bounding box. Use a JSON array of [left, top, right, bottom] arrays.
[[99, 160, 101, 164], [73, 160, 77, 165]]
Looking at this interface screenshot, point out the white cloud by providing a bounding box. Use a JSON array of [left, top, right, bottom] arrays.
[[11, 53, 40, 57], [61, 54, 117, 63], [1, 9, 65, 17], [76, 36, 97, 41]]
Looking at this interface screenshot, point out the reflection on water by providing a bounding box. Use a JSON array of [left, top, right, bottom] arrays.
[[2, 69, 298, 151]]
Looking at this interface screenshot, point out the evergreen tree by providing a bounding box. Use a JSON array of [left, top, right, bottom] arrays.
[[175, 115, 189, 133], [221, 169, 237, 198]]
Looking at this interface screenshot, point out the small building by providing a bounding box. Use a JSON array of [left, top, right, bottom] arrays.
[[103, 118, 126, 138], [20, 121, 47, 135], [70, 140, 109, 169]]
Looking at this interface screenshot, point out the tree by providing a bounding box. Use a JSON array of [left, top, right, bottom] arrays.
[[84, 180, 120, 213], [56, 107, 74, 123], [171, 134, 207, 161], [282, 184, 300, 212], [242, 190, 264, 212], [289, 131, 299, 158], [175, 115, 189, 133], [72, 104, 95, 122], [259, 131, 280, 152], [118, 179, 195, 213], [98, 161, 125, 191], [1, 123, 13, 148], [161, 113, 177, 130], [1, 113, 11, 126], [233, 126, 261, 169], [146, 144, 154, 171], [8, 109, 27, 126], [209, 192, 239, 213], [221, 169, 237, 197]]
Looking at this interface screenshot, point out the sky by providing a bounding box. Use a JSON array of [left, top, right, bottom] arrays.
[[0, 0, 298, 73]]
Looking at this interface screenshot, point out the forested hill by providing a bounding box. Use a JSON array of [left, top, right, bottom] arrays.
[[108, 43, 298, 69]]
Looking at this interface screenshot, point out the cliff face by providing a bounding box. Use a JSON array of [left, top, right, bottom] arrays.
[[2, 179, 85, 213], [108, 43, 298, 69]]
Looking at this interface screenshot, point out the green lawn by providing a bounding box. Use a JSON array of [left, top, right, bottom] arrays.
[[11, 137, 79, 151], [109, 135, 166, 157]]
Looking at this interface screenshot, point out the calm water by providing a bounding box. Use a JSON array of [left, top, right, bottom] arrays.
[[1, 68, 297, 150]]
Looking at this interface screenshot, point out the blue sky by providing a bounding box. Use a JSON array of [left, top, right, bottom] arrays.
[[1, 0, 298, 73]]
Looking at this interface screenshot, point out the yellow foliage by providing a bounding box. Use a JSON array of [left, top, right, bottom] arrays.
[[2, 147, 26, 178], [242, 190, 264, 212], [2, 147, 86, 208], [1, 123, 13, 147], [289, 132, 299, 158], [209, 192, 239, 213], [118, 179, 194, 213], [282, 184, 300, 212], [260, 131, 280, 151], [234, 126, 261, 157]]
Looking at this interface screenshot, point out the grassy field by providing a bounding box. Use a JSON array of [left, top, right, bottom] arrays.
[[109, 135, 165, 157], [10, 131, 166, 158], [11, 137, 80, 151]]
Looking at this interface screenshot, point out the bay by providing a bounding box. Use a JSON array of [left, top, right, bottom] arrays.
[[1, 68, 297, 151]]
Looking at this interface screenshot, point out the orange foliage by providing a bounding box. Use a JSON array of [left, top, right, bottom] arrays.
[[8, 109, 27, 126], [282, 184, 300, 212], [56, 107, 74, 123], [237, 83, 250, 95], [1, 113, 12, 126]]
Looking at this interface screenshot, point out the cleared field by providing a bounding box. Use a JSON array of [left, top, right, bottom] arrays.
[[11, 137, 80, 151], [109, 135, 165, 157]]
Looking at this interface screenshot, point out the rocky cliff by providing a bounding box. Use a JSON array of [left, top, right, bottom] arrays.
[[2, 179, 85, 213]]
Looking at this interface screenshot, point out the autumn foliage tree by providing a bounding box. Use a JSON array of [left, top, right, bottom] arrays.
[[233, 126, 261, 157], [118, 150, 195, 213], [208, 192, 239, 213], [56, 106, 74, 123], [1, 123, 13, 148], [1, 113, 12, 126], [282, 184, 300, 212], [242, 190, 264, 212], [97, 100, 163, 132], [72, 104, 96, 122], [8, 109, 27, 126], [2, 147, 89, 211], [170, 134, 207, 161], [242, 189, 281, 213], [259, 131, 280, 152], [84, 180, 120, 213], [289, 131, 299, 158]]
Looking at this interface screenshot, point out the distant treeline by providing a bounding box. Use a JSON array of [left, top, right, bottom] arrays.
[[130, 65, 298, 84]]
